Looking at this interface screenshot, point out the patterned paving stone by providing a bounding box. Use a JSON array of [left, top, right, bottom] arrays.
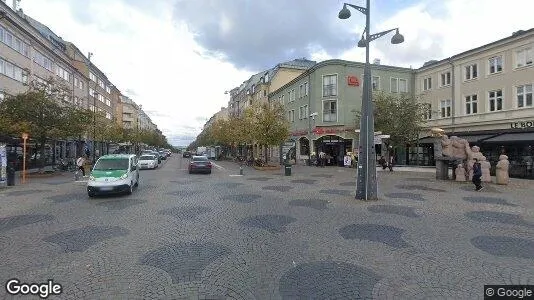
[[463, 196, 517, 206], [384, 192, 425, 201], [43, 225, 129, 252], [459, 184, 500, 193], [319, 189, 352, 196], [0, 214, 54, 232], [310, 174, 333, 178], [46, 193, 82, 203], [465, 211, 534, 227], [279, 261, 380, 299], [289, 199, 329, 210], [367, 205, 420, 218], [213, 182, 244, 188], [471, 236, 534, 259], [96, 198, 147, 211], [403, 177, 434, 182], [396, 185, 446, 192], [167, 190, 203, 197], [339, 181, 355, 186], [339, 223, 410, 248], [246, 177, 272, 181], [140, 241, 231, 284], [4, 189, 51, 197], [221, 194, 261, 203], [290, 179, 317, 184], [158, 206, 212, 220], [262, 185, 293, 192], [169, 180, 193, 184], [240, 214, 297, 233]]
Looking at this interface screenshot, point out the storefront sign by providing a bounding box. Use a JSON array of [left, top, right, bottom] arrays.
[[313, 127, 356, 135], [511, 121, 534, 128], [291, 130, 308, 136], [347, 76, 360, 87]]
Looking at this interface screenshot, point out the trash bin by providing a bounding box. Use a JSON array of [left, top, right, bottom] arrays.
[[284, 164, 292, 176], [6, 164, 15, 186]]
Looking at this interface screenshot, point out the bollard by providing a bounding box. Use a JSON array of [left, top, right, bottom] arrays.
[[239, 166, 243, 175]]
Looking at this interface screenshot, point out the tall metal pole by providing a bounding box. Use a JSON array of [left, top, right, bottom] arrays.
[[355, 0, 378, 200], [93, 92, 96, 163]]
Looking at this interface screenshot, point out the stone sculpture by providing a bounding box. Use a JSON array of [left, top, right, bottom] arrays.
[[451, 136, 469, 159], [466, 146, 485, 180], [440, 135, 452, 157], [455, 164, 466, 181], [480, 156, 491, 182], [496, 155, 510, 185]]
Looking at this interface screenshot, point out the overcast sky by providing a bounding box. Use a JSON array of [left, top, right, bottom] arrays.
[[18, 0, 534, 146]]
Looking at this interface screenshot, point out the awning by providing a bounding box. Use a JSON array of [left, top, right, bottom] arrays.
[[455, 134, 495, 143], [482, 132, 534, 143], [417, 136, 436, 144]]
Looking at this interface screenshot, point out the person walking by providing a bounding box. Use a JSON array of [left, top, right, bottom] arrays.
[[76, 155, 86, 177], [472, 158, 483, 191]]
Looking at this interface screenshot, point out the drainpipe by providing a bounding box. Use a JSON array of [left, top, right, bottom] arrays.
[[447, 57, 455, 133]]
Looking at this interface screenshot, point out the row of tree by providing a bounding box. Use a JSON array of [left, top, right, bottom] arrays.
[[0, 78, 172, 167]]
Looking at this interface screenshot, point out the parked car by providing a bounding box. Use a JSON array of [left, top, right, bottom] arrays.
[[159, 151, 167, 160], [87, 154, 139, 197], [188, 155, 212, 174], [138, 154, 158, 169], [142, 150, 162, 163], [183, 151, 192, 158]]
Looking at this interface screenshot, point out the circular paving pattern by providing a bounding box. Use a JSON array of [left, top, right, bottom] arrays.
[[221, 194, 262, 203], [403, 177, 434, 182], [0, 214, 54, 232], [167, 190, 203, 197], [46, 193, 83, 203], [384, 192, 425, 201], [140, 241, 231, 284], [395, 185, 446, 192], [279, 261, 381, 299], [262, 185, 293, 192], [458, 184, 500, 193], [289, 199, 329, 210], [310, 174, 333, 178], [213, 182, 244, 188], [367, 205, 420, 218], [290, 179, 317, 184], [158, 206, 212, 220], [465, 211, 534, 227], [43, 225, 129, 252], [339, 223, 410, 248], [463, 196, 516, 206], [240, 214, 297, 233], [471, 236, 534, 259], [246, 177, 272, 181], [4, 189, 51, 197], [96, 198, 147, 211], [319, 189, 352, 196]]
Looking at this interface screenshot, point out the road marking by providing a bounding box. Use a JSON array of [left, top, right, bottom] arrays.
[[229, 174, 243, 177], [210, 162, 225, 170]]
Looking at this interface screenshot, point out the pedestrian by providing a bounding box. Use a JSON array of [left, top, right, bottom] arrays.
[[319, 151, 326, 167], [472, 158, 483, 191], [378, 156, 387, 170], [388, 155, 394, 171], [76, 155, 86, 177]]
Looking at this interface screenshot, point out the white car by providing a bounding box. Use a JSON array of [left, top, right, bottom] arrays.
[[138, 154, 158, 169], [87, 154, 139, 197]]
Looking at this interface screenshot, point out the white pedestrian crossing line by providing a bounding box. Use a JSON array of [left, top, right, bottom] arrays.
[[229, 174, 243, 177], [210, 162, 225, 170]]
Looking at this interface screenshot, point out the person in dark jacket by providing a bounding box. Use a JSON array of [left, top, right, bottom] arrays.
[[472, 158, 483, 191]]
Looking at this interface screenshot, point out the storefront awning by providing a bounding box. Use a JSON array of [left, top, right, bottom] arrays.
[[455, 134, 495, 143], [482, 132, 534, 143], [417, 136, 436, 144]]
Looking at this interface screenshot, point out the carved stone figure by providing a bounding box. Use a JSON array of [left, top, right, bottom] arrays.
[[496, 155, 510, 185], [466, 146, 484, 180], [451, 136, 468, 159], [455, 164, 466, 181], [440, 135, 452, 157], [480, 156, 491, 182]]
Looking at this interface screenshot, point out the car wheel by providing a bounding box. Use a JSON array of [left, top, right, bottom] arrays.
[[88, 191, 95, 198], [127, 182, 133, 195], [207, 170, 212, 174]]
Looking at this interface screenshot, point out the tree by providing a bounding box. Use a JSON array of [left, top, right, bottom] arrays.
[[354, 91, 427, 159], [0, 77, 86, 170], [244, 101, 290, 163]]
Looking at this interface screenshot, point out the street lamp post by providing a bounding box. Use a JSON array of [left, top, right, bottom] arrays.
[[93, 92, 97, 163], [338, 1, 404, 200]]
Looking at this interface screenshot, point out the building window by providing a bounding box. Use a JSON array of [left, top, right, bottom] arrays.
[[465, 94, 478, 114], [288, 89, 296, 102], [106, 85, 111, 94], [398, 79, 407, 93], [105, 112, 112, 120], [322, 74, 337, 97], [105, 98, 111, 106], [299, 84, 303, 98], [90, 72, 97, 82], [390, 77, 399, 93], [423, 77, 432, 90], [89, 88, 95, 97], [423, 103, 432, 120], [488, 90, 503, 112], [304, 82, 308, 95], [281, 95, 285, 103], [0, 57, 28, 83], [0, 25, 31, 57], [288, 110, 295, 122], [440, 72, 451, 86], [98, 79, 104, 89], [517, 84, 533, 108], [33, 50, 54, 72], [299, 106, 304, 120], [372, 76, 380, 90], [263, 90, 267, 97], [304, 105, 308, 119], [465, 64, 478, 80], [440, 99, 451, 118], [323, 100, 337, 122], [488, 56, 503, 74], [55, 65, 71, 82], [515, 48, 533, 68]]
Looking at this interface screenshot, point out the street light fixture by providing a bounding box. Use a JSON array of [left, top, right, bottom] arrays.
[[338, 1, 404, 200]]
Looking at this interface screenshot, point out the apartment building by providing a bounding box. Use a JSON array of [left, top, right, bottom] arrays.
[[269, 59, 414, 165], [120, 95, 138, 130], [415, 28, 534, 177], [204, 107, 229, 130]]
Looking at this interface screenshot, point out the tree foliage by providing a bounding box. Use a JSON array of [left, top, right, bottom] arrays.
[[354, 91, 427, 147]]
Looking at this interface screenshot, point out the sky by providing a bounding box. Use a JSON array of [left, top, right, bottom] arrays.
[[16, 0, 534, 146]]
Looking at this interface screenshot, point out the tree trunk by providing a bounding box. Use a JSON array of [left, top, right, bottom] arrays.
[[264, 145, 269, 163], [39, 138, 47, 173]]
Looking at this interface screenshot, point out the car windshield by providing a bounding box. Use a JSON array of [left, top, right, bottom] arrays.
[[139, 155, 155, 160], [192, 156, 208, 161], [94, 158, 129, 170]]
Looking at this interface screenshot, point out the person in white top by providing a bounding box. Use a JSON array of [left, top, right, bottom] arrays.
[[76, 156, 86, 176]]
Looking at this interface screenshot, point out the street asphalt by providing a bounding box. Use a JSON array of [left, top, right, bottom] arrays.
[[0, 155, 533, 299]]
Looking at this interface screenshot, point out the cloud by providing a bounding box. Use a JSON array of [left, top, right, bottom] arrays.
[[172, 0, 357, 71]]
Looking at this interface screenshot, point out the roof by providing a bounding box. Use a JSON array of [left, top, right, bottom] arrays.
[[23, 14, 66, 51], [418, 28, 534, 70]]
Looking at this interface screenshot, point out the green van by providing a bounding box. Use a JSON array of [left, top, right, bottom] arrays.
[[87, 154, 139, 197]]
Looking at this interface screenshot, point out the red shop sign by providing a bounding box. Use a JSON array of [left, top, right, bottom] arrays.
[[347, 75, 360, 87]]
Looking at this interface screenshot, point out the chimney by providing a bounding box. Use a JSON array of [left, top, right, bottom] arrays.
[[373, 59, 381, 65]]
